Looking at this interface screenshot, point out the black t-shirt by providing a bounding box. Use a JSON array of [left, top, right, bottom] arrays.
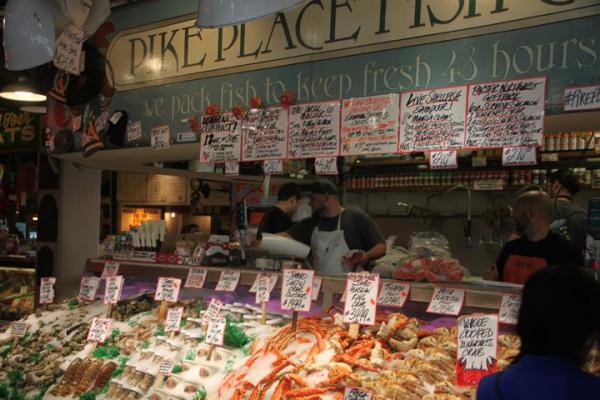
[[496, 232, 585, 284], [287, 208, 385, 252], [258, 206, 293, 235]]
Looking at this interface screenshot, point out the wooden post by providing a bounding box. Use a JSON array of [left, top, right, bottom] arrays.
[[206, 344, 216, 361], [261, 302, 267, 325], [158, 301, 169, 320], [291, 261, 300, 332], [348, 323, 360, 339], [106, 304, 114, 318]]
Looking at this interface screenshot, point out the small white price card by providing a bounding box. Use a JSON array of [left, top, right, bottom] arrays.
[[281, 269, 314, 312], [343, 272, 379, 326], [311, 276, 323, 301], [165, 306, 184, 333], [502, 146, 537, 167], [430, 150, 458, 170], [10, 322, 28, 338], [159, 359, 175, 375], [127, 121, 142, 142], [225, 161, 239, 176], [40, 277, 56, 305], [206, 317, 227, 346], [377, 282, 410, 308], [215, 271, 241, 292], [151, 125, 170, 149], [249, 273, 278, 293], [263, 159, 284, 175], [87, 317, 112, 344], [344, 387, 374, 400], [201, 298, 224, 324], [155, 277, 182, 302], [101, 261, 120, 279], [79, 276, 100, 302], [255, 274, 271, 304], [457, 314, 498, 386], [498, 294, 521, 325], [427, 287, 465, 316], [315, 157, 338, 175], [104, 275, 124, 305], [185, 267, 208, 289]]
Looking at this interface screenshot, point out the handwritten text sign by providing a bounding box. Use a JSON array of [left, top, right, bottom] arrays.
[[343, 387, 374, 400], [206, 317, 227, 346], [281, 269, 314, 312], [127, 121, 142, 142], [343, 273, 379, 326], [502, 146, 537, 166], [101, 261, 120, 279], [249, 273, 278, 293], [155, 277, 182, 302], [242, 107, 287, 161], [427, 287, 465, 316], [87, 317, 112, 344], [53, 25, 85, 75], [159, 359, 175, 375], [225, 161, 239, 176], [430, 150, 458, 170], [288, 102, 340, 159], [40, 277, 56, 305], [466, 77, 545, 148], [201, 298, 224, 324], [104, 275, 124, 305], [79, 276, 100, 302], [165, 306, 184, 333], [315, 157, 338, 175], [263, 159, 284, 175], [312, 276, 323, 301], [564, 84, 600, 112], [200, 113, 241, 162], [498, 294, 521, 325], [400, 86, 467, 151], [255, 273, 271, 304], [151, 125, 170, 149], [10, 322, 28, 338], [341, 94, 400, 156], [457, 314, 498, 386], [215, 270, 241, 292], [185, 267, 208, 289], [377, 282, 410, 308]]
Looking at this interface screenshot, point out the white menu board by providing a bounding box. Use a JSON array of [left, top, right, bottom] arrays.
[[502, 146, 537, 166], [87, 317, 112, 344], [200, 113, 241, 162], [101, 261, 120, 279], [315, 157, 338, 175], [457, 314, 498, 386], [40, 277, 56, 305], [340, 94, 400, 156], [400, 86, 467, 151], [241, 107, 287, 161], [215, 271, 241, 292], [10, 322, 28, 338], [287, 102, 340, 159], [311, 276, 323, 301], [249, 273, 278, 293], [377, 282, 410, 308], [564, 84, 600, 111], [427, 287, 465, 316], [206, 317, 227, 346], [165, 306, 184, 332], [281, 269, 314, 312], [154, 277, 182, 302], [185, 267, 208, 289], [202, 298, 224, 324], [79, 276, 100, 302], [498, 294, 521, 325], [104, 275, 124, 305], [466, 77, 545, 148], [342, 273, 379, 326], [255, 274, 271, 304]]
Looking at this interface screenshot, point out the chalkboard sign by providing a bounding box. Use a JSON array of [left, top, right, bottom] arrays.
[[400, 86, 467, 151], [341, 94, 399, 156], [287, 102, 340, 159], [242, 107, 287, 161], [200, 113, 241, 162]]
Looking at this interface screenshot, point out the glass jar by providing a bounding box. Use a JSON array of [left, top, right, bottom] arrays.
[[546, 134, 555, 152], [577, 132, 587, 150], [560, 132, 570, 151], [569, 132, 578, 151]]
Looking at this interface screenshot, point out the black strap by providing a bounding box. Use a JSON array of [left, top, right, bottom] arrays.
[[494, 371, 505, 400]]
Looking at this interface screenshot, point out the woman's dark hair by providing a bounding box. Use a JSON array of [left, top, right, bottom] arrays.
[[278, 182, 302, 201], [517, 267, 600, 367]]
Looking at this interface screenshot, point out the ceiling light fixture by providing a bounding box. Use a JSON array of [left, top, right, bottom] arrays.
[[0, 75, 47, 102], [196, 0, 306, 28], [20, 105, 47, 114]]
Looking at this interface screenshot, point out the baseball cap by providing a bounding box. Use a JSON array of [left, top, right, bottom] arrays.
[[309, 179, 338, 196]]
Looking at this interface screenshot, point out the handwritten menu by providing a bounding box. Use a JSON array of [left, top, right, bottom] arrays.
[[159, 359, 175, 375], [10, 322, 28, 338], [127, 121, 142, 142], [400, 86, 467, 151], [377, 282, 410, 308], [215, 271, 241, 292], [151, 125, 170, 149], [281, 269, 314, 312], [427, 287, 465, 316], [457, 314, 498, 386], [87, 317, 112, 343], [311, 276, 323, 301], [185, 267, 208, 289], [343, 273, 379, 326], [466, 77, 545, 148], [249, 273, 278, 293], [104, 275, 124, 305], [344, 387, 374, 400], [200, 113, 241, 162], [502, 146, 537, 166], [287, 102, 340, 159], [101, 261, 120, 279], [341, 94, 400, 156], [53, 25, 85, 75], [263, 159, 283, 175], [40, 277, 56, 305], [498, 294, 521, 325], [154, 277, 182, 302], [564, 84, 600, 111], [79, 276, 100, 302], [315, 157, 338, 175], [201, 298, 224, 324], [165, 306, 184, 333], [255, 274, 271, 304], [206, 317, 227, 346], [225, 161, 239, 176], [430, 150, 458, 170], [242, 107, 287, 161]]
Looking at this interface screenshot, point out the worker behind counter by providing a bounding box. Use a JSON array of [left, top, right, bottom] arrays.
[[485, 191, 584, 284], [281, 179, 386, 276], [257, 182, 302, 235]]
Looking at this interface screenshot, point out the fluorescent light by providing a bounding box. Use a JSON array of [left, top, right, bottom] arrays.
[[32, 216, 38, 221], [0, 76, 46, 102], [196, 0, 306, 28], [20, 105, 47, 114]]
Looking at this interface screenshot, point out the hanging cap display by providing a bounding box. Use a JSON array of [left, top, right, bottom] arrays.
[[52, 129, 75, 155], [105, 110, 128, 147]]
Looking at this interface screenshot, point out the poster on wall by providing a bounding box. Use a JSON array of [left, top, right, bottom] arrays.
[[200, 113, 241, 162], [241, 107, 287, 161], [287, 102, 340, 159], [340, 94, 399, 156], [466, 77, 545, 148], [399, 86, 467, 152]]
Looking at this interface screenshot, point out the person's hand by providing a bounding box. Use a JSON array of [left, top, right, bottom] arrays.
[[342, 250, 368, 269], [483, 265, 498, 281]]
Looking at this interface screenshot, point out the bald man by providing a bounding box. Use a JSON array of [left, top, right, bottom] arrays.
[[490, 191, 584, 284]]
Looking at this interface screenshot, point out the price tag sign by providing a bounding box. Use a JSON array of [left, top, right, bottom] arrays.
[[79, 276, 100, 302], [377, 282, 410, 308], [151, 125, 170, 149], [281, 269, 314, 312], [498, 294, 521, 325], [155, 277, 182, 302], [564, 84, 600, 112], [101, 261, 120, 279], [53, 25, 85, 75], [342, 272, 379, 326], [427, 287, 465, 316], [315, 157, 338, 175], [159, 359, 175, 376], [430, 150, 458, 170], [215, 271, 241, 292], [10, 322, 28, 338], [249, 273, 278, 293], [343, 387, 374, 400], [457, 314, 499, 386], [263, 159, 284, 175], [202, 298, 224, 324], [185, 267, 208, 289], [502, 146, 537, 166], [225, 161, 239, 176], [255, 274, 271, 304], [40, 277, 56, 305], [87, 317, 112, 344], [165, 306, 184, 333], [206, 317, 227, 346], [311, 276, 323, 301], [127, 121, 142, 142], [104, 275, 124, 305]]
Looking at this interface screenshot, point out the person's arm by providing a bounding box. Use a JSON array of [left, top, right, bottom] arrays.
[[567, 212, 588, 256], [354, 211, 386, 265], [282, 218, 315, 246]]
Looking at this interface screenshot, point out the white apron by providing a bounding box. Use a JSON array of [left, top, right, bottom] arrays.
[[310, 211, 350, 276]]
